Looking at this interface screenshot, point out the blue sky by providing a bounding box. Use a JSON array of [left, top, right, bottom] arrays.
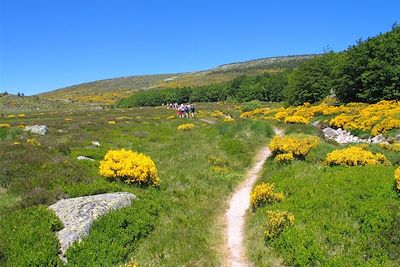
[[1, 0, 399, 95]]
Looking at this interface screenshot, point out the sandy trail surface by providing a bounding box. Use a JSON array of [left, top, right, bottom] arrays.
[[224, 128, 283, 266]]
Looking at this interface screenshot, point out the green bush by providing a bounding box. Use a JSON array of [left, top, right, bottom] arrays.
[[247, 159, 400, 266], [0, 206, 63, 266], [335, 25, 400, 103], [242, 100, 263, 112], [65, 198, 159, 266]]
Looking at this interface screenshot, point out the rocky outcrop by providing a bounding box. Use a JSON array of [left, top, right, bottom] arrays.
[[24, 125, 48, 135], [322, 127, 388, 144], [49, 192, 136, 261]]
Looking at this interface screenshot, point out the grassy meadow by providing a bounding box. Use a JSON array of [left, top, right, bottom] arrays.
[[245, 128, 400, 266], [0, 100, 399, 266], [0, 103, 274, 266]]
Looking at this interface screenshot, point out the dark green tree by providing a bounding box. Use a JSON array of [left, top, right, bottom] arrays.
[[284, 53, 338, 105], [334, 25, 400, 103]]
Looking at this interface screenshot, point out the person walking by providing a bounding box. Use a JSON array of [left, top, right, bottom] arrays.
[[190, 104, 195, 118]]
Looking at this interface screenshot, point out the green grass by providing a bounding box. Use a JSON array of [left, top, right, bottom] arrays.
[[2, 102, 399, 266], [0, 206, 63, 266], [0, 104, 274, 266], [245, 142, 400, 266]]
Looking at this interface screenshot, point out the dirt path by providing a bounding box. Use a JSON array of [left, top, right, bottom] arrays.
[[199, 118, 217, 125], [223, 127, 283, 266]]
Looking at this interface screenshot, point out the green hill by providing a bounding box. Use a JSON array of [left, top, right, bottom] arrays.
[[38, 54, 316, 104]]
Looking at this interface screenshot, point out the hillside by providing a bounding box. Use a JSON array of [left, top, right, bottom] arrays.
[[38, 54, 316, 104]]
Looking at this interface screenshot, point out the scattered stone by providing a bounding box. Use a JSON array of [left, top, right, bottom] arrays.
[[24, 125, 48, 135], [92, 141, 100, 147], [371, 134, 386, 144], [49, 192, 136, 261], [322, 127, 388, 144], [322, 127, 339, 139], [311, 120, 321, 127], [77, 156, 95, 161]]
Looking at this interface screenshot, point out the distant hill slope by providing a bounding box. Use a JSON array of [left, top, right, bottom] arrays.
[[39, 54, 317, 104]]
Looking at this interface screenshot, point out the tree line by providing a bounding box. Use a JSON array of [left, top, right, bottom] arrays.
[[118, 24, 400, 107]]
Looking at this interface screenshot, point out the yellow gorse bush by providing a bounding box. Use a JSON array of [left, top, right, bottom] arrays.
[[0, 123, 10, 128], [177, 123, 195, 131], [240, 100, 400, 135], [119, 259, 138, 267], [250, 183, 284, 209], [395, 167, 400, 192], [325, 145, 389, 166], [108, 120, 117, 125], [166, 115, 176, 120], [211, 110, 225, 118], [378, 143, 400, 152], [275, 153, 294, 163], [284, 115, 309, 124], [223, 117, 235, 122], [27, 138, 40, 146], [268, 135, 320, 159], [264, 210, 295, 240], [99, 149, 160, 186]]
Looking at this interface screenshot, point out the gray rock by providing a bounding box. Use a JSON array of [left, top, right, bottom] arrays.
[[49, 192, 136, 261], [322, 127, 387, 144], [24, 125, 48, 135], [91, 141, 100, 147], [370, 134, 386, 144], [76, 156, 94, 161], [311, 120, 321, 127], [322, 127, 339, 139]]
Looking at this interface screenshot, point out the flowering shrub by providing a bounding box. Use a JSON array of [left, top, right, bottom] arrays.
[[119, 260, 138, 267], [325, 145, 389, 166], [108, 120, 117, 125], [177, 123, 195, 131], [27, 138, 40, 146], [211, 110, 225, 118], [284, 115, 309, 124], [275, 153, 294, 163], [395, 167, 400, 192], [268, 135, 320, 159], [250, 183, 284, 209], [240, 100, 400, 136], [264, 210, 295, 240], [166, 115, 175, 120], [64, 118, 73, 121], [240, 108, 274, 118], [99, 149, 160, 186], [6, 114, 16, 118], [210, 165, 230, 174], [18, 114, 26, 118], [378, 143, 400, 152], [223, 117, 235, 122], [0, 123, 10, 128]]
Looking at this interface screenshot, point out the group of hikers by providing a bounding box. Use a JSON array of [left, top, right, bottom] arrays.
[[165, 103, 196, 118]]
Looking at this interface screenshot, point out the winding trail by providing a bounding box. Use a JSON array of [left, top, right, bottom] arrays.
[[199, 118, 217, 125], [224, 127, 283, 266]]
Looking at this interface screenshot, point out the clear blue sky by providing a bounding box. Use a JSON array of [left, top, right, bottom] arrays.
[[1, 0, 399, 95]]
